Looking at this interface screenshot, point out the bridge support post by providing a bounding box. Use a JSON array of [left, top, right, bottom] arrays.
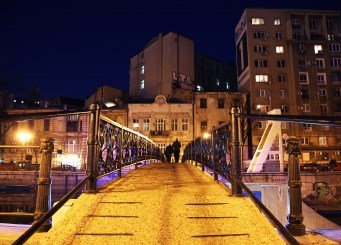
[[285, 138, 306, 236], [212, 132, 218, 180], [229, 101, 243, 196], [33, 138, 54, 231], [84, 103, 100, 193], [118, 127, 123, 177]]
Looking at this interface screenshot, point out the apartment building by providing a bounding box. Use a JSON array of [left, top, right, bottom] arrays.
[[235, 9, 341, 163]]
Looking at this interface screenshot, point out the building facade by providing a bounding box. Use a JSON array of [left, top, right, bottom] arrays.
[[129, 32, 195, 103], [128, 95, 193, 156], [235, 9, 341, 163]]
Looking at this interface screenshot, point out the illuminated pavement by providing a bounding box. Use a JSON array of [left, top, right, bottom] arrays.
[[8, 162, 338, 244]]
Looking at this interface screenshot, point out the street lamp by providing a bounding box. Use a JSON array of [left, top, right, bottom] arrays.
[[17, 131, 32, 145]]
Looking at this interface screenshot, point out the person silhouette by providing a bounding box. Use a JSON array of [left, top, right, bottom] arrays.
[[165, 144, 173, 163], [172, 138, 181, 163]]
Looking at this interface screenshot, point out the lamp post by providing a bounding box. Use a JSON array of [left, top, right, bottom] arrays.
[[17, 131, 33, 162]]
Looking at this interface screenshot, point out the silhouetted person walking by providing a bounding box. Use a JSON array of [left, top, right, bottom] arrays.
[[172, 138, 181, 163], [165, 144, 173, 163]]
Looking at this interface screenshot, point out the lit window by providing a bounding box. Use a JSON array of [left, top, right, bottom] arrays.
[[140, 65, 145, 75], [279, 75, 286, 83], [171, 118, 178, 131], [281, 105, 288, 113], [140, 80, 144, 89], [142, 118, 150, 131], [252, 18, 264, 25], [274, 19, 281, 26], [133, 119, 139, 129], [321, 126, 329, 131], [216, 79, 220, 86], [13, 99, 16, 103], [21, 100, 24, 104], [314, 45, 323, 54], [66, 139, 78, 153], [156, 118, 166, 131], [196, 85, 203, 91], [181, 118, 188, 131], [319, 137, 327, 146], [226, 82, 229, 90], [276, 46, 284, 53], [255, 75, 269, 83]]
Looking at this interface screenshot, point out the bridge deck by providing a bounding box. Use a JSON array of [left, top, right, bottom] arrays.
[[30, 162, 286, 244]]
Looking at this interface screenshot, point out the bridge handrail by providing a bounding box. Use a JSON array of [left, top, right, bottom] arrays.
[[13, 175, 91, 245], [237, 180, 299, 245]]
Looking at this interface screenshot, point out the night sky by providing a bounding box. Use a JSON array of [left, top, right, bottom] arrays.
[[1, 0, 340, 99]]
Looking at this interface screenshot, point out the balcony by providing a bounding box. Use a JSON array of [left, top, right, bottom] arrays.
[[150, 130, 170, 137]]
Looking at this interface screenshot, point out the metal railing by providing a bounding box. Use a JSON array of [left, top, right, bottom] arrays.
[[2, 104, 163, 244], [182, 101, 341, 243]]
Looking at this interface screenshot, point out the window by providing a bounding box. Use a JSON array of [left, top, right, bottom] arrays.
[[303, 124, 312, 131], [328, 34, 335, 41], [299, 72, 309, 84], [253, 32, 266, 39], [280, 90, 287, 98], [157, 143, 166, 153], [292, 18, 299, 26], [318, 89, 327, 97], [196, 85, 203, 91], [28, 120, 34, 130], [67, 121, 78, 132], [200, 98, 207, 108], [66, 139, 78, 153], [142, 118, 150, 131], [140, 80, 145, 89], [254, 46, 267, 54], [274, 19, 281, 26], [314, 45, 323, 54], [276, 46, 284, 53], [156, 118, 166, 131], [331, 72, 341, 82], [252, 18, 264, 25], [320, 104, 328, 114], [132, 119, 139, 129], [275, 32, 283, 40], [281, 105, 288, 113], [315, 59, 325, 69], [43, 119, 50, 131], [319, 137, 327, 146], [254, 60, 267, 67], [330, 58, 341, 67], [309, 19, 317, 29], [255, 75, 269, 83], [316, 73, 326, 85], [334, 87, 341, 97], [200, 121, 207, 134], [218, 98, 225, 109], [326, 20, 333, 29], [260, 90, 267, 97], [181, 118, 188, 131], [140, 65, 145, 74], [258, 121, 265, 129], [298, 59, 306, 67], [301, 137, 309, 145], [171, 118, 178, 131], [297, 44, 306, 53], [322, 126, 329, 131], [216, 79, 220, 86], [301, 89, 309, 99], [277, 60, 285, 68], [293, 32, 301, 40], [302, 104, 310, 112], [279, 74, 286, 83], [226, 82, 230, 90], [328, 44, 341, 52]]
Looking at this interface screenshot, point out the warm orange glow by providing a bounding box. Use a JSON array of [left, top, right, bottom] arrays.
[[17, 131, 32, 143]]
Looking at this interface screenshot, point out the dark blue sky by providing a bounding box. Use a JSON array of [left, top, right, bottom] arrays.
[[1, 0, 340, 99]]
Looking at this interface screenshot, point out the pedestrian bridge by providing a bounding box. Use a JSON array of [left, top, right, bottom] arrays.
[[26, 162, 287, 244]]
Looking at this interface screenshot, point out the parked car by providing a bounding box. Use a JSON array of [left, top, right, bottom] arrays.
[[300, 162, 330, 172]]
